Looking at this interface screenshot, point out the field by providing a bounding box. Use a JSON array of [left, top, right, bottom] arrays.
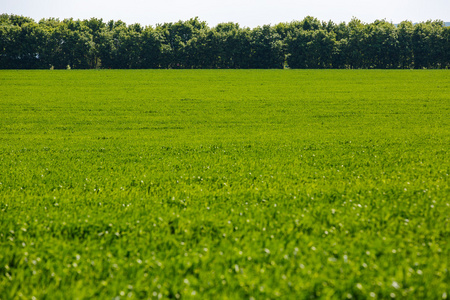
[[0, 70, 449, 299]]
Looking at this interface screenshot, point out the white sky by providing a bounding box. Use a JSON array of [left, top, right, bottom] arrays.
[[2, 0, 449, 28]]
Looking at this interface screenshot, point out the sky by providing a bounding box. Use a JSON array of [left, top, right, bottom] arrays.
[[2, 0, 449, 28]]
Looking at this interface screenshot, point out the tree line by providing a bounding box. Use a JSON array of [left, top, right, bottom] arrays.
[[1, 14, 449, 69]]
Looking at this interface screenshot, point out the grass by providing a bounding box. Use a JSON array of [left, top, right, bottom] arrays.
[[0, 69, 449, 299]]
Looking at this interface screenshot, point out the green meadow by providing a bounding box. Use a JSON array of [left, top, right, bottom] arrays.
[[0, 70, 449, 299]]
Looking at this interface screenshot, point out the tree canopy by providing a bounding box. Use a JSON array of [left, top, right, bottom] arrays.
[[1, 14, 449, 69]]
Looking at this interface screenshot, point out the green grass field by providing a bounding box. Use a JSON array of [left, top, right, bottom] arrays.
[[0, 70, 449, 299]]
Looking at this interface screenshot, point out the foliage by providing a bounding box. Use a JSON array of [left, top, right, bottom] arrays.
[[1, 14, 450, 69]]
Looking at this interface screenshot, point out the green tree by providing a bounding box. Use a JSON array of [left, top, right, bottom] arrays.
[[184, 28, 218, 68], [363, 20, 399, 68], [45, 19, 94, 69], [442, 26, 450, 68], [212, 22, 249, 68], [1, 14, 450, 69], [98, 21, 142, 69], [287, 28, 336, 69], [0, 14, 34, 27], [157, 18, 209, 68], [411, 21, 445, 68], [249, 25, 284, 68], [397, 21, 414, 68], [140, 27, 163, 69], [346, 18, 367, 68], [0, 16, 50, 69], [329, 22, 350, 68], [83, 18, 106, 68]]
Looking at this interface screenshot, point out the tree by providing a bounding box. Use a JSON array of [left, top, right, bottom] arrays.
[[157, 17, 209, 68], [411, 21, 445, 68], [286, 28, 336, 69], [363, 20, 399, 68], [249, 25, 284, 68], [397, 21, 414, 68], [1, 14, 450, 69], [83, 18, 106, 68], [442, 26, 450, 68], [0, 16, 50, 69], [212, 22, 249, 68], [98, 21, 142, 69], [44, 19, 94, 69], [184, 29, 218, 68], [140, 27, 163, 69], [346, 18, 367, 68]]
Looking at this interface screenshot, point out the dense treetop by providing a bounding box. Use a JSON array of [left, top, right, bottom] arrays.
[[1, 14, 449, 69]]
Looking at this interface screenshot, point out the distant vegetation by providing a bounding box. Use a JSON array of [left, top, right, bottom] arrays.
[[1, 14, 449, 69]]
